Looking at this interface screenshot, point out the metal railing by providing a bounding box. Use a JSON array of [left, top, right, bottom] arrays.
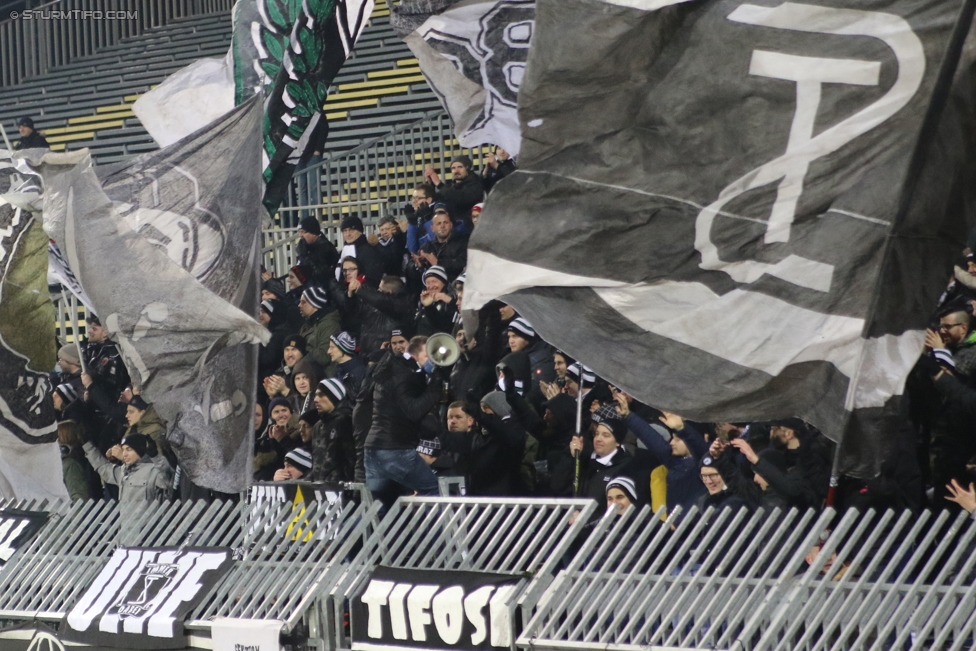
[[521, 504, 976, 651], [278, 110, 488, 228], [0, 0, 233, 87], [0, 496, 382, 642], [331, 496, 598, 651]]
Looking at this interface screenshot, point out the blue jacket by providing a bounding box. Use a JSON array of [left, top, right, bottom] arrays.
[[625, 413, 708, 515]]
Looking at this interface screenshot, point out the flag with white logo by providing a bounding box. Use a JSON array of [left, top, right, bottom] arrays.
[[62, 547, 233, 649], [351, 566, 522, 651], [25, 97, 271, 494], [466, 0, 976, 478], [391, 0, 534, 156], [0, 509, 48, 566], [0, 154, 65, 501]]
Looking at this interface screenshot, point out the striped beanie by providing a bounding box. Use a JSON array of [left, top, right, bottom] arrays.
[[284, 448, 313, 473], [606, 476, 638, 503], [507, 317, 536, 340], [330, 331, 357, 356], [423, 265, 448, 285], [54, 383, 79, 405], [566, 363, 597, 388], [317, 378, 347, 405], [302, 285, 329, 310]]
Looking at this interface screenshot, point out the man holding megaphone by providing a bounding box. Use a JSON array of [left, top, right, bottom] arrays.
[[363, 334, 456, 511]]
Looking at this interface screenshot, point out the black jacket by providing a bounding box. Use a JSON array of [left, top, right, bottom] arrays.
[[296, 236, 339, 285], [437, 174, 484, 220], [354, 285, 414, 354], [482, 158, 516, 194], [311, 401, 355, 482], [259, 320, 292, 382], [15, 130, 49, 150], [83, 340, 130, 398], [373, 230, 407, 277], [420, 232, 469, 281], [578, 446, 653, 507], [343, 235, 385, 287], [365, 351, 443, 450], [415, 295, 459, 337], [440, 412, 526, 496]]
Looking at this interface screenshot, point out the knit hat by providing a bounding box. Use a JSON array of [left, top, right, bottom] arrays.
[[591, 403, 620, 424], [54, 383, 79, 405], [86, 314, 101, 326], [423, 266, 448, 285], [595, 416, 628, 443], [432, 202, 449, 215], [480, 391, 512, 419], [283, 335, 308, 356], [128, 395, 149, 412], [566, 363, 596, 388], [268, 396, 292, 414], [455, 272, 466, 286], [299, 215, 322, 235], [262, 278, 286, 300], [120, 433, 151, 459], [299, 409, 320, 427], [391, 328, 404, 338], [341, 216, 364, 232], [284, 448, 313, 473], [57, 345, 80, 366], [261, 298, 281, 316], [472, 203, 484, 214], [317, 378, 347, 406], [290, 265, 311, 285], [507, 317, 536, 340], [606, 476, 639, 503], [699, 455, 723, 477], [417, 438, 441, 457], [330, 331, 357, 356], [302, 285, 329, 310], [17, 117, 34, 128], [451, 154, 473, 169]]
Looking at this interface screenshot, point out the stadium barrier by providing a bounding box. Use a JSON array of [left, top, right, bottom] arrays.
[[521, 504, 976, 651]]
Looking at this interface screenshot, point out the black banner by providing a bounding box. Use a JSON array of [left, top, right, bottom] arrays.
[[0, 509, 48, 566], [62, 547, 233, 649], [248, 481, 353, 508], [350, 566, 522, 651]]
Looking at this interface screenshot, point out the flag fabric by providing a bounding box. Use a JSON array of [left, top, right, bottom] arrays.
[[0, 153, 66, 502], [391, 0, 534, 156], [48, 240, 95, 313], [134, 0, 375, 213], [466, 0, 976, 478], [26, 97, 271, 494]]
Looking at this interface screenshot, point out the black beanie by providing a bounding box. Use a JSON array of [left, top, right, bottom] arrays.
[[299, 215, 322, 235], [596, 416, 628, 443], [121, 433, 151, 458], [128, 395, 149, 412], [283, 334, 308, 356], [451, 154, 473, 170], [341, 216, 364, 232]]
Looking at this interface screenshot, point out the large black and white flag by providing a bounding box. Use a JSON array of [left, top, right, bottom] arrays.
[[391, 0, 534, 155], [0, 154, 65, 501], [467, 0, 976, 478], [25, 97, 270, 494], [0, 509, 48, 566], [350, 566, 521, 651], [63, 547, 232, 649]]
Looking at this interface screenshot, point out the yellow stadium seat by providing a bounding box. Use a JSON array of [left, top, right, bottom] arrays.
[[68, 111, 134, 125], [338, 75, 426, 91], [368, 67, 422, 79], [45, 120, 124, 136]]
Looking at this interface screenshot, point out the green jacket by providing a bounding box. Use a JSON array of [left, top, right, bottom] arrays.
[[300, 308, 342, 368]]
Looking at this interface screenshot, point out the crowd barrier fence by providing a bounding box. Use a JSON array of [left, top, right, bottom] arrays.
[[3, 498, 976, 650]]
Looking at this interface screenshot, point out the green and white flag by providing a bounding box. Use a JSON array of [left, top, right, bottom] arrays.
[[134, 0, 375, 213]]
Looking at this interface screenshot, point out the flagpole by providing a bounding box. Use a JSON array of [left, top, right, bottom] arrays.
[[68, 292, 88, 376], [573, 371, 584, 497], [0, 123, 12, 152]]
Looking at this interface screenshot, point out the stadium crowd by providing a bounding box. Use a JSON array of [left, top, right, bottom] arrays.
[[42, 140, 976, 523]]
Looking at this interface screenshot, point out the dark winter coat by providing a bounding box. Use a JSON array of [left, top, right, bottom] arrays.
[[626, 413, 709, 514], [437, 174, 484, 220], [311, 401, 355, 483], [482, 158, 517, 194], [365, 351, 442, 450], [354, 284, 414, 354], [296, 235, 340, 285], [419, 232, 469, 281], [372, 230, 407, 276]]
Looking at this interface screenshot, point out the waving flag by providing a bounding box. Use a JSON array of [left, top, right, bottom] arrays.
[[28, 98, 270, 494], [391, 0, 534, 156], [467, 0, 976, 478]]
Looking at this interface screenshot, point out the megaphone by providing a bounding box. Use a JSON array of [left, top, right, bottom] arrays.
[[426, 332, 461, 367]]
